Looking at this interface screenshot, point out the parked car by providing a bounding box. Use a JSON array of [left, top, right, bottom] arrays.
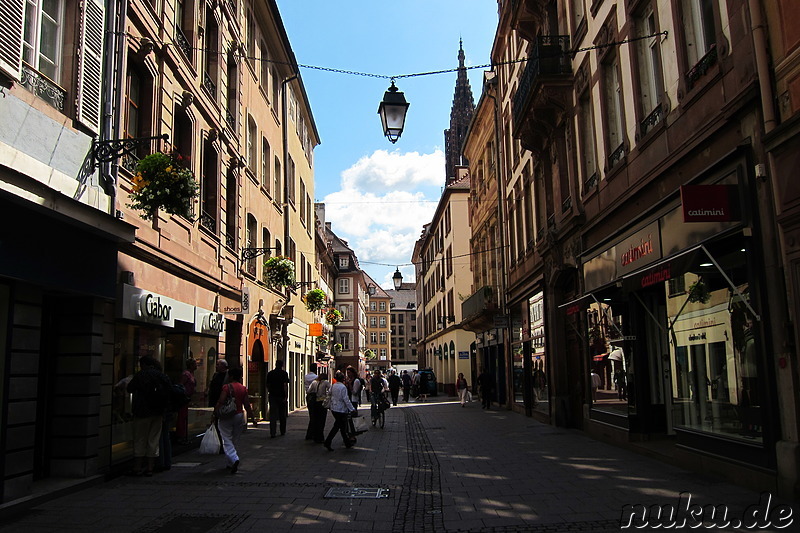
[[418, 369, 437, 396]]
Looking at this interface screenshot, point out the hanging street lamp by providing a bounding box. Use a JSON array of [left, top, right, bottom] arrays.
[[378, 80, 409, 143], [392, 267, 403, 290]]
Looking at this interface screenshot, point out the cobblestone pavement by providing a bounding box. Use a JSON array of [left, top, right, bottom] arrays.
[[1, 399, 795, 532]]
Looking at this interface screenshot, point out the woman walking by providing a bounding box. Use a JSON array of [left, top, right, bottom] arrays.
[[305, 372, 331, 443], [215, 367, 255, 473], [457, 372, 469, 407], [324, 370, 356, 451]]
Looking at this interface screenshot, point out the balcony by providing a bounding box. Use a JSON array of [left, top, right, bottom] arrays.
[[461, 286, 499, 333], [20, 64, 66, 111], [510, 0, 550, 43], [512, 35, 572, 154], [175, 25, 192, 60]]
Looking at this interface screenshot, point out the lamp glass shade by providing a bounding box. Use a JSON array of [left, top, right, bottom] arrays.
[[378, 82, 409, 143], [392, 268, 403, 290]]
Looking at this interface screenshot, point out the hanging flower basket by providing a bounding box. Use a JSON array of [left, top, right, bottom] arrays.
[[333, 343, 343, 353], [315, 336, 328, 347], [325, 308, 343, 326], [688, 280, 711, 304], [263, 256, 296, 289], [128, 152, 198, 220], [364, 349, 376, 360], [302, 288, 327, 312]]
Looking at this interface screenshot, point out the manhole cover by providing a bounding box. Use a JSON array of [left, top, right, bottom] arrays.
[[324, 487, 390, 499]]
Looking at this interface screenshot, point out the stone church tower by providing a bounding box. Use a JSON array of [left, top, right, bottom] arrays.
[[444, 40, 476, 186]]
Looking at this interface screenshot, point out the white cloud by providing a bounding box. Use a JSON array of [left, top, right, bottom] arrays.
[[341, 149, 444, 192]]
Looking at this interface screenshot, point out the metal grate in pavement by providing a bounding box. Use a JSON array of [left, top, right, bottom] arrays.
[[324, 487, 390, 499]]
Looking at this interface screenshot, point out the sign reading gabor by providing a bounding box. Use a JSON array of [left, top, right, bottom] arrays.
[[123, 284, 194, 327]]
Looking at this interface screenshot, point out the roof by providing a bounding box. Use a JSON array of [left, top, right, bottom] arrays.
[[386, 287, 416, 310]]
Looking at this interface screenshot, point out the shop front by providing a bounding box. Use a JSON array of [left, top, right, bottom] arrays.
[[112, 285, 221, 463], [510, 291, 548, 418], [565, 164, 776, 469]]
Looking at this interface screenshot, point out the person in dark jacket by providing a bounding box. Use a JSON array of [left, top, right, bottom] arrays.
[[127, 355, 172, 476], [401, 370, 412, 402], [207, 359, 229, 407], [388, 370, 402, 406]]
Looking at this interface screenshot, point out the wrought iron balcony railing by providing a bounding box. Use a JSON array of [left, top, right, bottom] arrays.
[[512, 35, 571, 124], [20, 64, 66, 111], [203, 71, 217, 97], [640, 102, 663, 137], [175, 25, 192, 60], [200, 211, 217, 233]]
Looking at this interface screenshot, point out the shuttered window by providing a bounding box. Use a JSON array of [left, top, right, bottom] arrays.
[[76, 0, 103, 133], [0, 0, 25, 80]]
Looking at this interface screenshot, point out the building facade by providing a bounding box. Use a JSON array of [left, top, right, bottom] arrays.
[[364, 274, 391, 372], [387, 283, 418, 370]]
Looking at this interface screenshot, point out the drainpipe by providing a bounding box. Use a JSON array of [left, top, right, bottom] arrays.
[[486, 76, 511, 409], [281, 72, 298, 371], [748, 0, 776, 134], [101, 0, 128, 213]]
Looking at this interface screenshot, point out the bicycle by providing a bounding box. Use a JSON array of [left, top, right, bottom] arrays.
[[371, 391, 388, 429]]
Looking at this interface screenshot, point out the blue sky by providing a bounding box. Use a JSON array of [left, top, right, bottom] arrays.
[[277, 1, 499, 288]]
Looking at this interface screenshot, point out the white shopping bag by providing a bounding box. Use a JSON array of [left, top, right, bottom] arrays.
[[199, 423, 221, 455]]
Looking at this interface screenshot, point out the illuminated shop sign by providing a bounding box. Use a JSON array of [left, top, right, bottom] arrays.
[[680, 185, 741, 223], [121, 284, 198, 328], [195, 307, 224, 335]]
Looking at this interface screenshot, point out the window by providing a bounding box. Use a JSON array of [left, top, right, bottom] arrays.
[[226, 60, 237, 130], [203, 8, 219, 100], [287, 156, 296, 205], [379, 302, 386, 312], [225, 171, 237, 249], [247, 115, 257, 173], [201, 138, 218, 233], [124, 67, 144, 143], [260, 39, 269, 93], [571, 0, 585, 33], [175, 0, 193, 61], [370, 317, 377, 328], [380, 332, 387, 343], [636, 4, 664, 135], [602, 55, 625, 165], [398, 314, 403, 324], [339, 257, 348, 268], [578, 91, 597, 187], [338, 304, 350, 321], [338, 278, 350, 294], [274, 156, 282, 204], [23, 0, 64, 81], [682, 0, 716, 68], [370, 332, 377, 343], [379, 349, 387, 359], [370, 302, 376, 311], [300, 179, 307, 226], [339, 333, 350, 351], [261, 138, 270, 192], [246, 7, 256, 69], [379, 317, 387, 327]]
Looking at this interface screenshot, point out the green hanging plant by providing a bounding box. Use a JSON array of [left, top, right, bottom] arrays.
[[688, 279, 711, 304], [333, 343, 343, 353], [128, 152, 198, 220], [364, 349, 376, 360], [302, 288, 327, 312], [315, 336, 329, 347], [263, 256, 296, 288], [325, 308, 343, 326]]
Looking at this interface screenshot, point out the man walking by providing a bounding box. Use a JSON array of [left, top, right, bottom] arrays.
[[388, 370, 402, 406], [477, 368, 494, 409], [401, 370, 412, 402], [266, 360, 290, 438], [207, 359, 229, 407]]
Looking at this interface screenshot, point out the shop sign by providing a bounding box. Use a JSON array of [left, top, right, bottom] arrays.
[[309, 323, 323, 336], [195, 307, 224, 335], [680, 185, 740, 222], [584, 221, 662, 291], [458, 351, 469, 359], [221, 287, 249, 314], [122, 284, 194, 327]]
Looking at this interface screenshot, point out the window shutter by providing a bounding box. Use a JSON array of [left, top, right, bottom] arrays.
[[76, 0, 104, 133], [0, 0, 24, 81]]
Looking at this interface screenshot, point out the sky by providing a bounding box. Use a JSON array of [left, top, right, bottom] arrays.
[[276, 1, 499, 289]]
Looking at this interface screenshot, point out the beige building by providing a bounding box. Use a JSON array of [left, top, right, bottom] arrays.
[[414, 168, 476, 395], [364, 273, 391, 373], [387, 283, 418, 369]]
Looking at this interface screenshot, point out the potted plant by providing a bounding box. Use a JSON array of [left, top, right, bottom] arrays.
[[688, 279, 711, 304], [302, 288, 327, 312], [325, 308, 343, 326], [263, 256, 296, 289], [333, 343, 343, 353], [364, 349, 376, 360], [128, 152, 198, 220], [316, 336, 329, 347]]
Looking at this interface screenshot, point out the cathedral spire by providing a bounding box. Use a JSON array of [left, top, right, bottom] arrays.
[[444, 40, 476, 186]]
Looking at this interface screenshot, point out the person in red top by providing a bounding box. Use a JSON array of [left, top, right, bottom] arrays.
[[215, 366, 255, 473], [175, 357, 197, 443]]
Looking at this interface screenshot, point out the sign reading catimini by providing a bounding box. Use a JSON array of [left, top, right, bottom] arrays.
[[680, 184, 741, 223]]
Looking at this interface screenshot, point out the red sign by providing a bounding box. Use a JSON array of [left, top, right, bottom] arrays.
[[680, 185, 740, 222]]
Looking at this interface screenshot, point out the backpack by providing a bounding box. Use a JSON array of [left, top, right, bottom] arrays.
[[171, 383, 191, 408]]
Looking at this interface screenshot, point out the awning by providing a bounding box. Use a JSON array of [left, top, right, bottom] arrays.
[[620, 246, 703, 293]]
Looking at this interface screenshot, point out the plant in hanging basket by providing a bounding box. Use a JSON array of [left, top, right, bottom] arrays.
[[333, 343, 343, 353], [263, 256, 296, 288], [688, 279, 711, 304], [128, 152, 198, 220], [302, 288, 327, 312], [325, 308, 343, 325], [315, 336, 329, 347], [364, 349, 376, 360]]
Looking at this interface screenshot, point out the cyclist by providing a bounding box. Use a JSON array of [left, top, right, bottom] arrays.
[[369, 370, 388, 420]]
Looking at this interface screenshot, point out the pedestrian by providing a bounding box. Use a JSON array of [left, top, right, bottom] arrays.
[[207, 359, 229, 407], [456, 372, 469, 407], [401, 370, 412, 402], [591, 369, 602, 401], [411, 369, 420, 399], [214, 367, 256, 474], [266, 359, 290, 438], [304, 363, 318, 392], [175, 357, 197, 444], [126, 355, 173, 477], [305, 372, 331, 443], [477, 368, 494, 409], [324, 370, 356, 451], [346, 366, 362, 414], [418, 370, 429, 402], [388, 370, 402, 406]]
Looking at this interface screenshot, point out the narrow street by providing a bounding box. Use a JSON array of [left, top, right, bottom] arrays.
[[0, 399, 790, 533]]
